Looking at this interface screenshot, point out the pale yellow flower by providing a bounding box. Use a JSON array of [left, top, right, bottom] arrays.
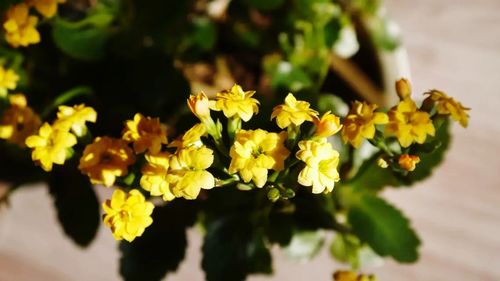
[[210, 84, 259, 122], [0, 67, 20, 95], [187, 92, 211, 120], [25, 123, 77, 171], [296, 139, 340, 194], [53, 104, 97, 136], [0, 104, 41, 147], [79, 137, 135, 187], [271, 93, 318, 129], [425, 90, 470, 127], [229, 129, 289, 187], [313, 111, 342, 138], [102, 189, 154, 242], [167, 146, 215, 200], [140, 152, 175, 201], [385, 98, 435, 148], [398, 154, 420, 172], [3, 3, 41, 48], [168, 123, 206, 151], [122, 113, 168, 154], [341, 101, 388, 148], [27, 0, 66, 18]]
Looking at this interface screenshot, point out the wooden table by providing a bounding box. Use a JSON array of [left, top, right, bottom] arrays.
[[1, 0, 499, 280]]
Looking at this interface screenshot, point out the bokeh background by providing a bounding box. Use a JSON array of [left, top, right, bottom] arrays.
[[0, 0, 499, 280]]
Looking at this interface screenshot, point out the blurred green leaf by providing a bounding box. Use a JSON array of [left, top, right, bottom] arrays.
[[284, 229, 325, 262], [348, 194, 420, 263], [330, 233, 362, 268], [48, 167, 100, 247], [271, 61, 313, 92]]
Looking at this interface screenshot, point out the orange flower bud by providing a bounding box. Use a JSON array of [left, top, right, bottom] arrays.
[[398, 154, 420, 171], [314, 111, 342, 138], [395, 78, 411, 100]]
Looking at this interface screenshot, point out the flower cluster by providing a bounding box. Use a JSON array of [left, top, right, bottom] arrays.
[[2, 0, 65, 48]]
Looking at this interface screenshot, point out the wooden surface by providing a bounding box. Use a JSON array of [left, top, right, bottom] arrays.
[[1, 0, 500, 280]]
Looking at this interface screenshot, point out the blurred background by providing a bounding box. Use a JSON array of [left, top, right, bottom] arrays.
[[0, 0, 499, 280]]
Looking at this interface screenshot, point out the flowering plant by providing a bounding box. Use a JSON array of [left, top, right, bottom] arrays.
[[0, 0, 470, 280]]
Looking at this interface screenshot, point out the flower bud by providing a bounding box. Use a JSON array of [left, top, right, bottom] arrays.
[[395, 78, 411, 100], [267, 188, 280, 202], [187, 92, 211, 120], [398, 154, 420, 171], [313, 111, 342, 138], [377, 157, 388, 168]]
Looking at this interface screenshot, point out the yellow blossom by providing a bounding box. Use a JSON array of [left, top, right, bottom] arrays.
[[395, 78, 411, 100], [27, 0, 66, 18], [271, 93, 318, 129], [341, 101, 388, 148], [102, 189, 154, 242], [122, 113, 168, 154], [167, 146, 215, 200], [229, 129, 289, 187], [377, 157, 388, 168], [9, 93, 27, 107], [53, 104, 97, 136], [0, 67, 20, 95], [168, 123, 206, 151], [210, 84, 259, 122], [3, 3, 41, 48], [188, 92, 211, 120], [313, 111, 342, 138], [333, 271, 376, 281], [25, 123, 77, 171], [296, 139, 340, 194], [385, 98, 435, 147], [399, 154, 420, 171], [0, 104, 41, 147], [140, 152, 175, 201], [425, 90, 470, 127], [79, 137, 135, 187]]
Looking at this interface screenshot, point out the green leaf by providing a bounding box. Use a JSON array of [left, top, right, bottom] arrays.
[[348, 194, 420, 263], [284, 230, 325, 262], [119, 200, 197, 281], [48, 167, 100, 247], [202, 215, 273, 281], [317, 94, 349, 116], [330, 234, 362, 269], [270, 61, 313, 93]]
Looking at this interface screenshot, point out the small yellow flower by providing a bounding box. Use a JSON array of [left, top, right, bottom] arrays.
[[377, 157, 388, 168], [140, 152, 175, 201], [27, 0, 66, 18], [53, 104, 97, 136], [102, 189, 154, 242], [167, 146, 215, 200], [9, 93, 27, 107], [296, 139, 340, 194], [271, 93, 318, 129], [333, 271, 376, 281], [79, 137, 135, 187], [341, 101, 388, 148], [425, 90, 470, 127], [188, 92, 211, 120], [3, 3, 41, 48], [313, 111, 342, 138], [0, 67, 20, 95], [395, 78, 411, 100], [398, 154, 420, 172], [229, 129, 289, 187], [385, 98, 435, 148], [168, 123, 206, 151], [210, 84, 260, 122], [0, 104, 41, 147], [122, 113, 168, 154], [25, 123, 77, 171]]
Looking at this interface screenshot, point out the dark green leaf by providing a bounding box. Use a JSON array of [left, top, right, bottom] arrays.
[[348, 194, 420, 263], [119, 200, 197, 281], [48, 167, 100, 247]]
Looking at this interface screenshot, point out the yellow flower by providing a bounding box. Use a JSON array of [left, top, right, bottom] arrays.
[[425, 90, 470, 127], [53, 104, 97, 136], [398, 154, 420, 172], [333, 271, 376, 281], [27, 0, 66, 18], [140, 152, 175, 201], [271, 93, 318, 129], [342, 101, 388, 148], [210, 84, 259, 122], [122, 113, 168, 154], [168, 123, 206, 151], [9, 93, 27, 107], [313, 111, 342, 138], [385, 98, 435, 147], [102, 189, 154, 242], [25, 123, 77, 171], [188, 92, 211, 120], [377, 157, 388, 168], [0, 67, 20, 95], [0, 104, 41, 147], [79, 137, 135, 187], [3, 3, 41, 48], [229, 129, 289, 187], [167, 146, 215, 200], [395, 78, 411, 100], [296, 139, 340, 194]]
